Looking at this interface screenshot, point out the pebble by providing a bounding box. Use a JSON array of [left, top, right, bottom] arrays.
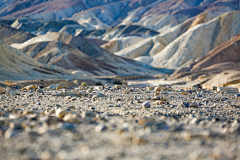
[[55, 108, 68, 119], [182, 91, 188, 95], [189, 102, 199, 108], [0, 87, 6, 94], [212, 86, 217, 91], [123, 89, 131, 94], [47, 84, 59, 90], [36, 89, 43, 93], [235, 94, 240, 99], [63, 113, 82, 123], [95, 124, 107, 132], [56, 83, 69, 90], [142, 101, 151, 108], [11, 91, 21, 95], [4, 128, 17, 139]]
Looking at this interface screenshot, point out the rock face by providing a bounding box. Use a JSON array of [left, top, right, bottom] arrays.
[[190, 34, 240, 71], [169, 33, 240, 88], [150, 11, 240, 69], [11, 32, 161, 76], [112, 10, 228, 63], [0, 23, 35, 44], [0, 42, 76, 81]]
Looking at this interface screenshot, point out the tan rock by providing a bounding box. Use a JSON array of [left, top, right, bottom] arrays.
[[56, 83, 69, 90], [63, 113, 82, 123], [0, 87, 6, 94], [55, 108, 68, 119]]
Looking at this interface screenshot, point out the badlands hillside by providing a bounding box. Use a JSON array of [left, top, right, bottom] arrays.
[[0, 0, 239, 87]]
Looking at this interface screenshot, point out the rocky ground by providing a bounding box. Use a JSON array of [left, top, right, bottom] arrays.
[[1, 83, 240, 160]]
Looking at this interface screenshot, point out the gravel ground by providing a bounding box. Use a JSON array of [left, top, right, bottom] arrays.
[[1, 84, 240, 160]]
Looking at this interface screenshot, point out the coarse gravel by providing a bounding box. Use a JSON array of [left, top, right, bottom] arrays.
[[0, 84, 240, 160]]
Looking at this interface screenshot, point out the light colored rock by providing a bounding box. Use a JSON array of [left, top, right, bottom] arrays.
[[56, 83, 69, 90], [114, 38, 153, 59], [151, 11, 240, 69], [63, 113, 82, 123], [0, 87, 6, 94], [55, 108, 68, 119]]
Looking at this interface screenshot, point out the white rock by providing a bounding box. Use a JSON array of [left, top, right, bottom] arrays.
[[55, 108, 68, 119]]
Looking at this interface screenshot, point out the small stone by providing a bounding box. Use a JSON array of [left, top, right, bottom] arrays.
[[41, 150, 52, 160], [132, 136, 147, 145], [44, 116, 62, 126], [212, 86, 217, 91], [56, 83, 69, 90], [154, 86, 162, 91], [235, 94, 240, 99], [38, 85, 44, 89], [81, 146, 90, 155], [189, 102, 199, 108], [81, 82, 88, 87], [21, 85, 35, 91], [47, 84, 59, 90], [11, 91, 21, 96], [66, 96, 71, 100], [192, 84, 202, 89], [55, 108, 68, 119], [147, 86, 155, 90], [182, 92, 188, 95], [23, 110, 34, 115], [123, 89, 130, 94], [151, 96, 161, 100], [63, 113, 82, 123], [9, 122, 23, 130], [9, 114, 21, 119], [114, 85, 121, 89], [36, 89, 43, 93], [0, 87, 6, 94], [95, 124, 107, 132], [181, 102, 190, 107], [142, 101, 151, 108], [154, 101, 167, 105], [4, 128, 17, 139], [97, 93, 105, 97]]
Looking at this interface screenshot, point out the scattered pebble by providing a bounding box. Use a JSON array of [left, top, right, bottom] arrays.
[[142, 101, 151, 108]]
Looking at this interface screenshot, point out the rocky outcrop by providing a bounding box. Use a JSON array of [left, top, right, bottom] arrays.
[[0, 42, 76, 80], [112, 10, 225, 62], [191, 34, 240, 71], [150, 11, 240, 69], [168, 33, 240, 88], [11, 32, 161, 76], [0, 23, 35, 44]]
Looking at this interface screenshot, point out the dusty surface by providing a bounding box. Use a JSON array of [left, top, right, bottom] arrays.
[[1, 83, 240, 160]]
